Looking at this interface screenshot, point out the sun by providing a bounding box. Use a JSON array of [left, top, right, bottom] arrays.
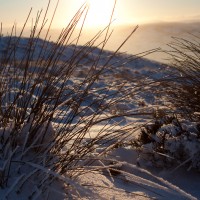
[[85, 0, 116, 27]]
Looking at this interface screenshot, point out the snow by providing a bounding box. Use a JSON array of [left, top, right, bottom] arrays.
[[78, 146, 199, 200], [0, 36, 199, 199]]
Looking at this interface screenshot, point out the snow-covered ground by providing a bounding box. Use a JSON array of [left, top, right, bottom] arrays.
[[0, 37, 199, 199]]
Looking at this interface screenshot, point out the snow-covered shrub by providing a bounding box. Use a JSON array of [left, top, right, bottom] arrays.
[[137, 116, 200, 170], [0, 2, 140, 199]]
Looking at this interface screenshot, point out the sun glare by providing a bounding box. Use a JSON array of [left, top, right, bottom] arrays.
[[86, 0, 116, 27]]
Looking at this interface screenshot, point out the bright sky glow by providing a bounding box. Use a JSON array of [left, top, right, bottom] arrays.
[[0, 0, 200, 29], [85, 0, 116, 27]]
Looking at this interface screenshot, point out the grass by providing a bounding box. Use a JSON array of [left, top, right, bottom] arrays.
[[136, 34, 200, 171], [0, 1, 148, 199], [164, 35, 200, 121]]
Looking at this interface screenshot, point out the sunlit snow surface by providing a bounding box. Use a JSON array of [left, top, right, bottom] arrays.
[[0, 37, 199, 200]]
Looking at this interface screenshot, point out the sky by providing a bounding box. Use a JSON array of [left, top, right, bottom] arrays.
[[0, 0, 200, 29]]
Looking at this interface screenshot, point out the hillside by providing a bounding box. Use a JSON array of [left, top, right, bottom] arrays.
[[0, 36, 199, 200]]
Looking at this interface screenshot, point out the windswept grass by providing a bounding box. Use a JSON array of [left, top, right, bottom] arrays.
[[136, 34, 200, 172], [0, 1, 148, 199], [165, 35, 200, 120]]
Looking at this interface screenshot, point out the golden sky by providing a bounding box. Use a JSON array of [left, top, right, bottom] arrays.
[[0, 0, 200, 28]]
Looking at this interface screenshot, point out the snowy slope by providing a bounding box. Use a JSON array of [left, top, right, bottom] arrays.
[[0, 37, 199, 200]]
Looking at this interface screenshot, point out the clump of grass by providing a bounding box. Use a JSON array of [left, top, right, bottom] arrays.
[[0, 1, 144, 199], [136, 34, 200, 171], [165, 35, 200, 121]]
